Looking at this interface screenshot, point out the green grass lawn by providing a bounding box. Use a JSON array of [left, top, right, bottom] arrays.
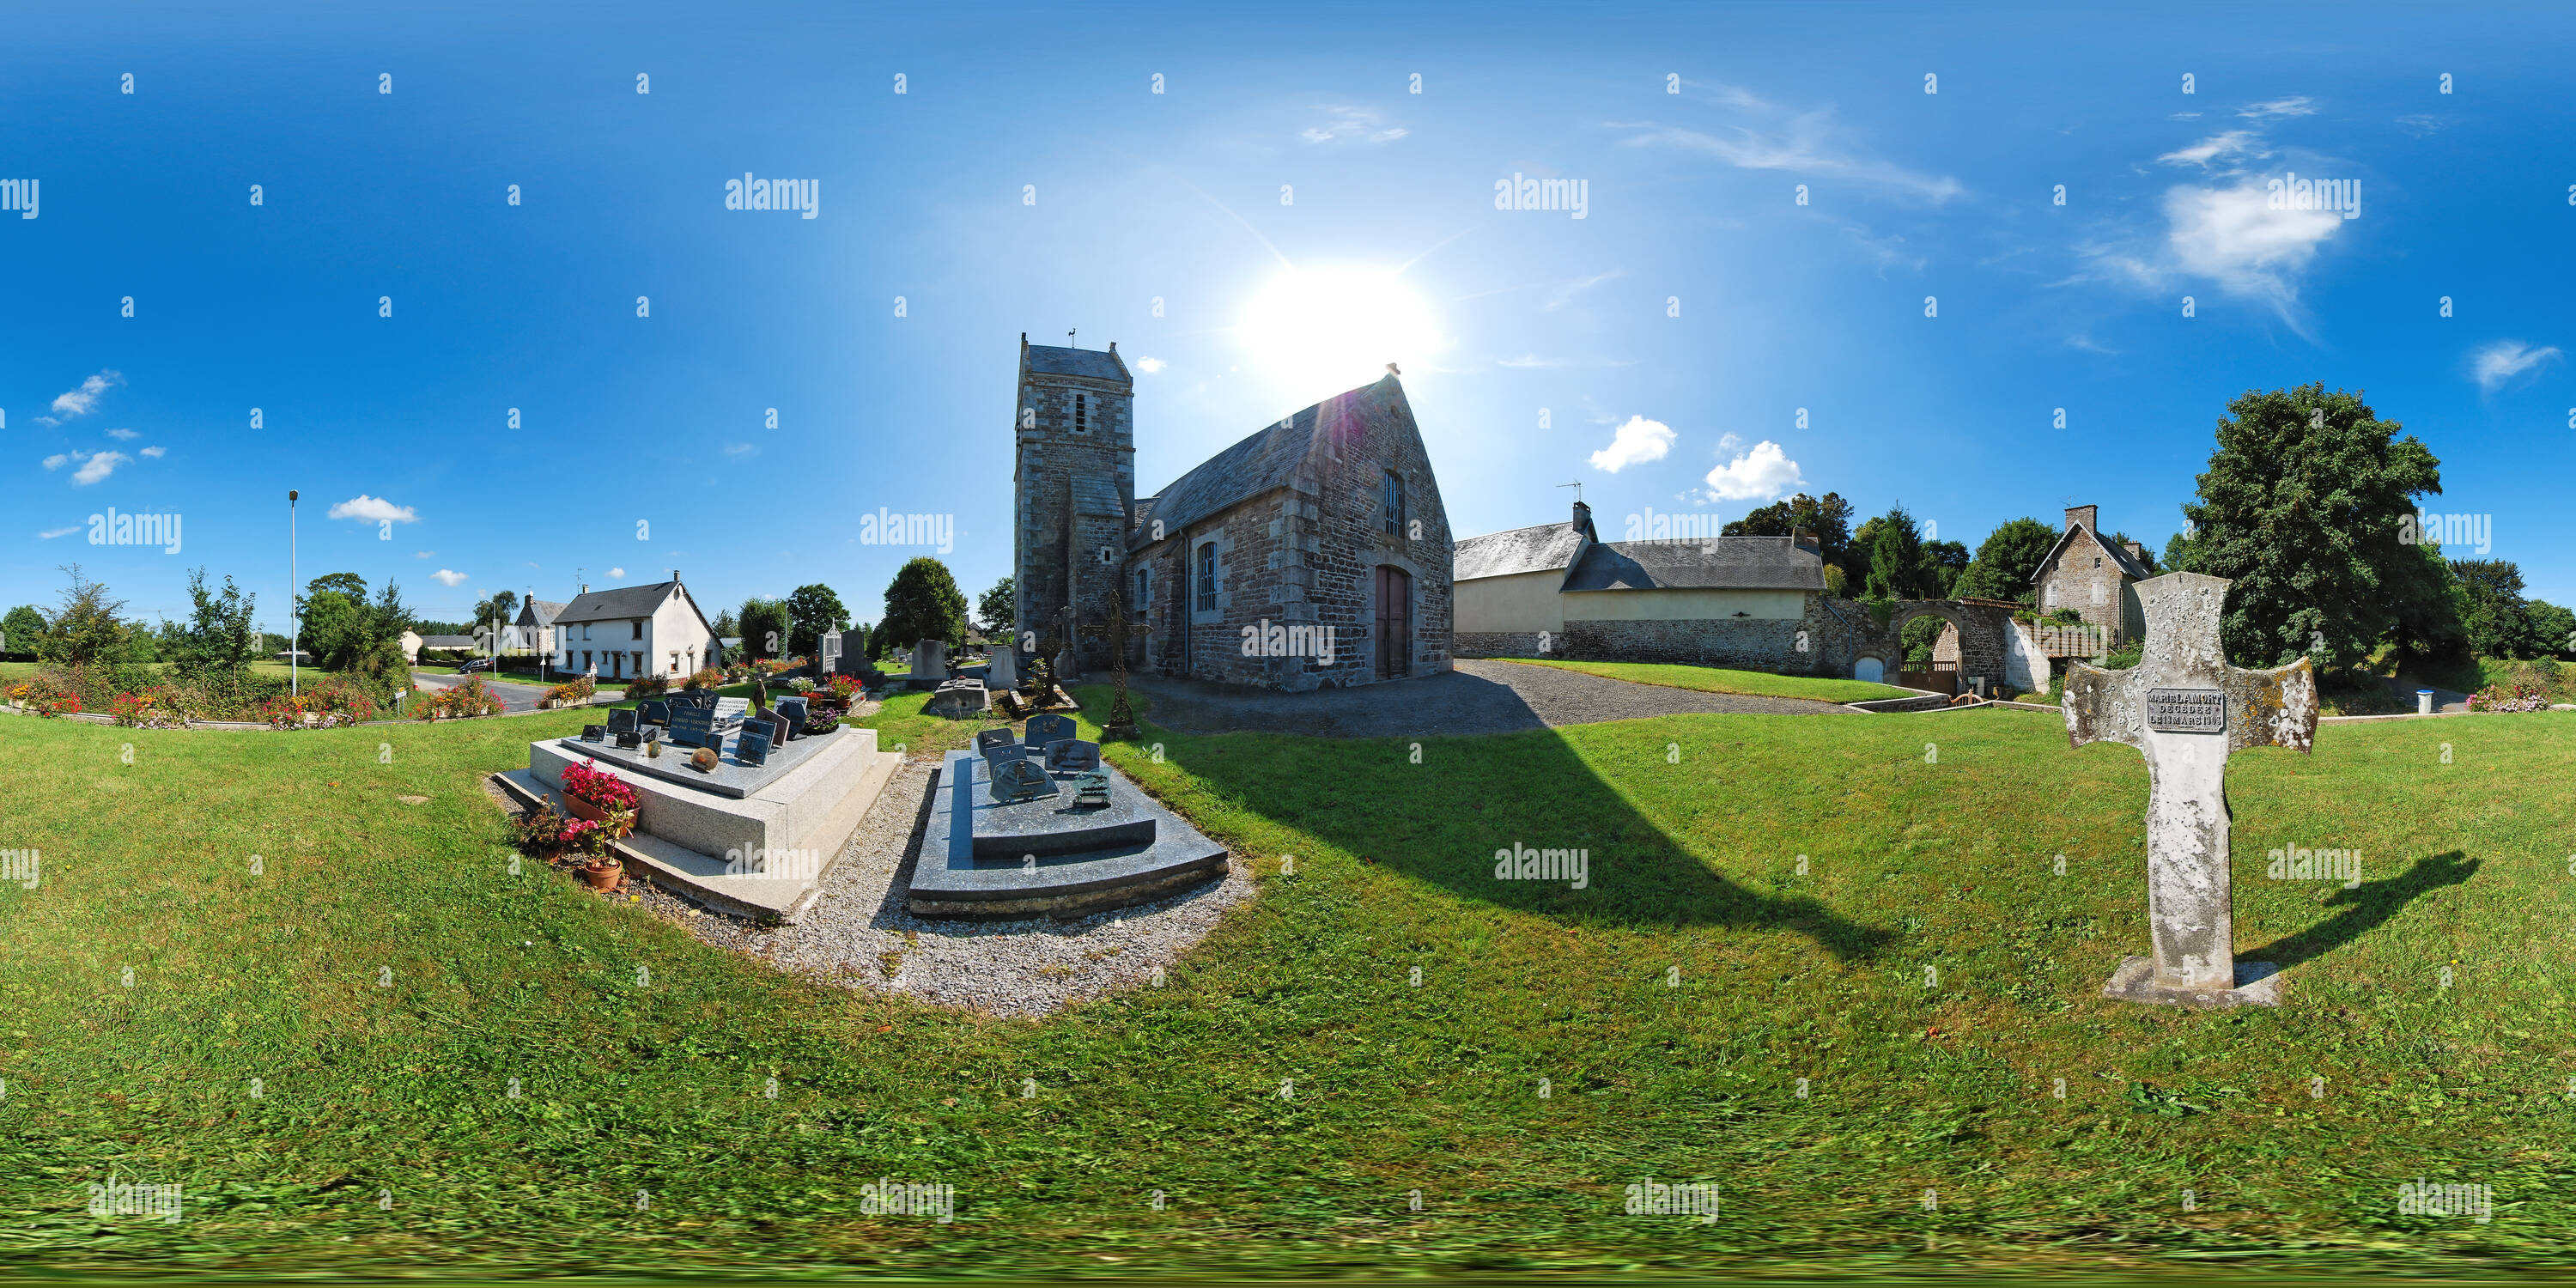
[[1494, 656, 1913, 704], [0, 696, 2571, 1275]]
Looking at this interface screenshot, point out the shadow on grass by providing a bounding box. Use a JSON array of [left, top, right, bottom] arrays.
[[2243, 850, 2476, 970], [1115, 691, 1893, 962]]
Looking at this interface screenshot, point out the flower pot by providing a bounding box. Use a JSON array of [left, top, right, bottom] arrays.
[[562, 794, 633, 836], [577, 858, 623, 891]]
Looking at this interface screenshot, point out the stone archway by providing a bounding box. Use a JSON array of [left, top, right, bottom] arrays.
[[1856, 600, 2016, 692]]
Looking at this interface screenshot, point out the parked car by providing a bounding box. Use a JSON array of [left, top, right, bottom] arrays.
[[455, 657, 497, 673]]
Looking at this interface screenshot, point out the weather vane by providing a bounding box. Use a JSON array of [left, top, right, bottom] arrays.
[[1067, 328, 1077, 347]]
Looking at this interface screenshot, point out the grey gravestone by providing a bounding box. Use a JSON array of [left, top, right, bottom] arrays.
[[1024, 714, 1076, 750], [580, 725, 607, 743], [987, 646, 1018, 691], [820, 628, 842, 675], [775, 696, 810, 740], [1045, 738, 1102, 774], [640, 699, 671, 727], [983, 743, 1030, 773], [2063, 572, 2318, 1008], [714, 696, 750, 728], [912, 639, 948, 685], [991, 756, 1057, 804], [975, 727, 1018, 756], [670, 702, 718, 748], [607, 708, 639, 736], [736, 721, 775, 767]]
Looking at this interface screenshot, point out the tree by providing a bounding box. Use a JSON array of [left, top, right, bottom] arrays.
[[712, 609, 739, 638], [1922, 539, 1971, 598], [2526, 599, 2576, 661], [2180, 384, 2451, 670], [737, 597, 790, 659], [2103, 532, 2161, 574], [1953, 518, 2058, 603], [162, 568, 259, 683], [307, 571, 368, 600], [471, 590, 520, 640], [2161, 531, 2197, 574], [3, 604, 46, 654], [978, 576, 1018, 635], [880, 557, 969, 652], [784, 583, 852, 659], [1861, 505, 1931, 600], [35, 565, 131, 666], [1728, 492, 1858, 584], [2451, 559, 2532, 659]]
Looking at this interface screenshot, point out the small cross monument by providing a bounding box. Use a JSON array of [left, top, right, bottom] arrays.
[[2062, 572, 2318, 1008]]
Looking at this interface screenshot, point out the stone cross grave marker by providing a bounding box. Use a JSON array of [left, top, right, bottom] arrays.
[[2062, 572, 2318, 1008]]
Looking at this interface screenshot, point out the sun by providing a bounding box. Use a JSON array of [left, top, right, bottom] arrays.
[[1236, 265, 1443, 400]]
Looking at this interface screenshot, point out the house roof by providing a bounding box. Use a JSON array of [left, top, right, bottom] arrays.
[[2034, 524, 2154, 583], [518, 598, 567, 627], [1024, 343, 1130, 384], [418, 635, 478, 649], [1561, 536, 1826, 592], [552, 581, 681, 624], [1131, 374, 1411, 548], [1455, 520, 1589, 580]]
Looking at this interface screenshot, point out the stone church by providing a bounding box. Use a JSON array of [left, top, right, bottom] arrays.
[[1012, 334, 1453, 690]]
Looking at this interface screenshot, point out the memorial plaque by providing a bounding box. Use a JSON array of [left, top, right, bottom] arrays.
[[975, 727, 1018, 756], [1024, 713, 1076, 750], [669, 702, 718, 748], [991, 756, 1057, 804], [614, 731, 642, 750], [2145, 688, 2226, 733], [1045, 738, 1102, 774], [983, 743, 1030, 771], [607, 708, 640, 736], [580, 725, 607, 743], [736, 722, 774, 767], [775, 696, 810, 741], [1069, 767, 1112, 810], [640, 700, 671, 727]]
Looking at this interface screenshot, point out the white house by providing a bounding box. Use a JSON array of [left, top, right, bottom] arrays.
[[550, 575, 723, 681]]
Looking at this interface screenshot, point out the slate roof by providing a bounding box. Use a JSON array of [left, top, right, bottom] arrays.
[[1454, 520, 1589, 580], [1024, 343, 1130, 384], [418, 635, 478, 649], [2033, 525, 2154, 584], [1130, 374, 1410, 548], [1561, 537, 1826, 592], [517, 598, 567, 627], [551, 581, 680, 624]]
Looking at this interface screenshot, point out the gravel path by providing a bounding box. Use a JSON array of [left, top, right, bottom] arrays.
[[635, 759, 1253, 1018], [1123, 658, 1851, 738]]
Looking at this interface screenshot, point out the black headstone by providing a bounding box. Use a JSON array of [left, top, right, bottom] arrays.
[[736, 722, 774, 766], [669, 702, 718, 748], [775, 696, 810, 740], [614, 731, 642, 749], [579, 725, 607, 743], [974, 727, 1018, 756], [1024, 714, 1077, 750], [640, 700, 671, 727], [607, 708, 640, 736], [991, 756, 1057, 804]]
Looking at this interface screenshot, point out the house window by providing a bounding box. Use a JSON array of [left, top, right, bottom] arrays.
[[1135, 566, 1152, 611], [1074, 393, 1088, 434], [1381, 470, 1405, 538], [632, 620, 644, 640], [1194, 543, 1218, 612], [669, 652, 679, 673]]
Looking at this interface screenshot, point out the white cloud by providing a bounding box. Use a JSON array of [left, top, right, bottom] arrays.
[[1620, 88, 1962, 204], [71, 452, 130, 485], [2161, 180, 2345, 317], [40, 453, 67, 470], [38, 370, 121, 425], [2157, 130, 2266, 170], [1703, 440, 1804, 501], [607, 567, 626, 579], [2470, 340, 2562, 392], [1545, 271, 1620, 311], [431, 568, 469, 587], [1716, 432, 1744, 453], [1302, 106, 1406, 144], [139, 446, 165, 458], [105, 428, 138, 440], [327, 495, 419, 524], [2239, 96, 2318, 119], [415, 550, 434, 558], [723, 442, 758, 457], [1133, 356, 1166, 374], [37, 526, 77, 539], [1588, 416, 1674, 473]]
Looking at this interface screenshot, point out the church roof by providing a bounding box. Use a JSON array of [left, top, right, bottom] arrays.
[[1024, 343, 1130, 384], [1455, 520, 1588, 580], [1130, 374, 1410, 547], [1561, 536, 1826, 592]]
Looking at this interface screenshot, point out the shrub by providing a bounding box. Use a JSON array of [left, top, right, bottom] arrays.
[[513, 810, 567, 856], [683, 668, 724, 693], [558, 817, 609, 859], [544, 677, 598, 708], [2469, 682, 2549, 713], [628, 674, 671, 699], [561, 758, 641, 812], [9, 672, 82, 718], [106, 688, 186, 729], [409, 676, 504, 721]]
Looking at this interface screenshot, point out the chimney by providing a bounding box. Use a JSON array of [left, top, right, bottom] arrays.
[[579, 583, 588, 596], [1791, 527, 1820, 555], [1109, 341, 1117, 354], [1571, 497, 1595, 541], [2122, 540, 2144, 563], [2064, 504, 2097, 534]]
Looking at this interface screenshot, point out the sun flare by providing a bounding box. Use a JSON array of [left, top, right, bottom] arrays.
[[1236, 265, 1443, 399]]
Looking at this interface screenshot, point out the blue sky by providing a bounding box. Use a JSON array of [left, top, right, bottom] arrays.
[[5, 1, 2571, 639]]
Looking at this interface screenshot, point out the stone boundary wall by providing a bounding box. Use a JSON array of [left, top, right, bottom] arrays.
[[1559, 617, 1809, 671], [1455, 630, 1545, 659]]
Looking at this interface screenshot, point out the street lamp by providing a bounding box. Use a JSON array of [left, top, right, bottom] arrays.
[[287, 489, 299, 698]]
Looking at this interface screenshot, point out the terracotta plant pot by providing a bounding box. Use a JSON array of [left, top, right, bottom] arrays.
[[562, 794, 632, 835], [577, 858, 623, 891]]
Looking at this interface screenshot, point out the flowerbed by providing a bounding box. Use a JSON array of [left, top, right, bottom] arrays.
[[544, 677, 598, 708], [7, 674, 82, 718], [561, 758, 641, 812], [412, 676, 506, 720], [2470, 682, 2550, 713], [259, 677, 380, 729]]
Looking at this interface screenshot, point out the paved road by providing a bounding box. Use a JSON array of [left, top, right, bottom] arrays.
[[1123, 658, 1852, 738], [410, 671, 553, 713]]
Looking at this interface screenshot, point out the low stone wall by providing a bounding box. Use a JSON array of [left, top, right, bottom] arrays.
[[1559, 617, 1809, 672], [1455, 630, 1544, 659]]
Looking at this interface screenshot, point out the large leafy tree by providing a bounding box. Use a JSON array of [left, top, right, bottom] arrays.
[[784, 583, 852, 659], [2451, 559, 2535, 659], [1858, 504, 1934, 600], [1954, 518, 2059, 603], [1922, 538, 1971, 598], [977, 575, 1017, 636], [736, 597, 790, 659], [34, 565, 131, 666], [2527, 599, 2576, 660], [2, 604, 46, 654], [880, 557, 969, 652], [2181, 384, 2451, 669], [162, 568, 259, 682]]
